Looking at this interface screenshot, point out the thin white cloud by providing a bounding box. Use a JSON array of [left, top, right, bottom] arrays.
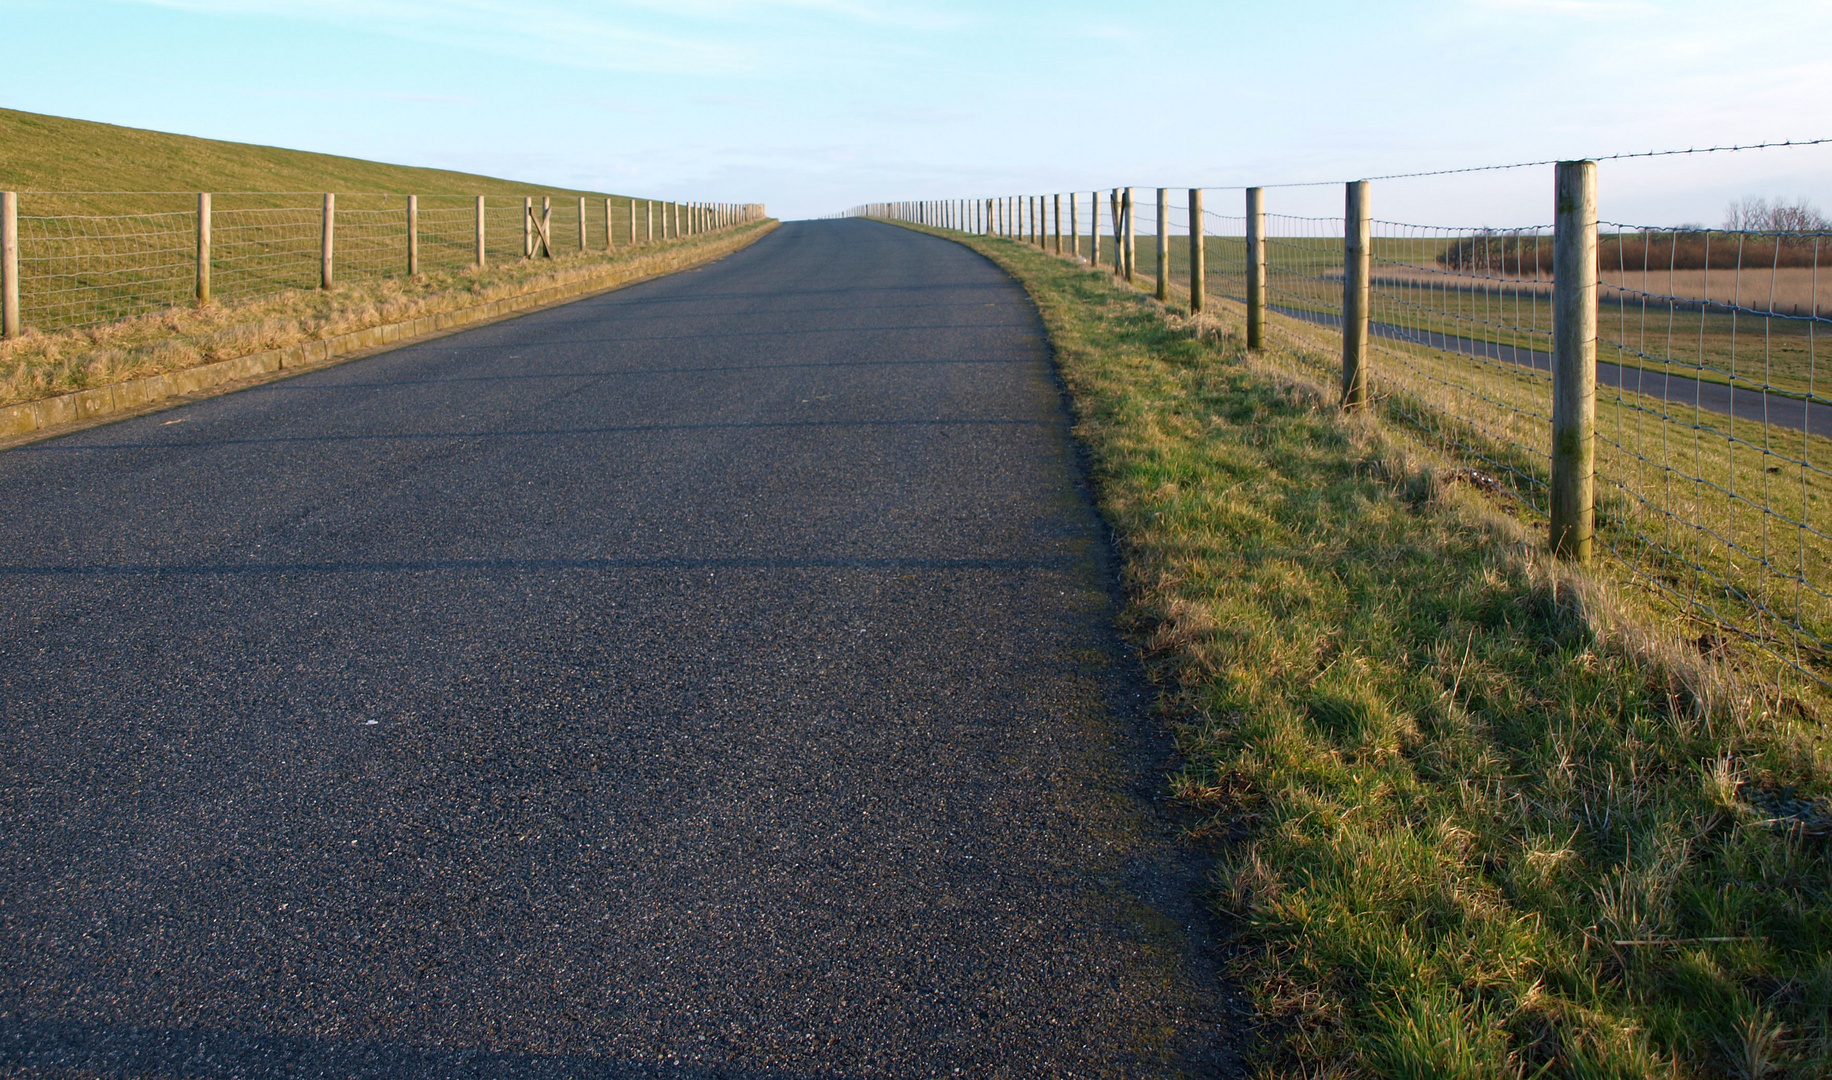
[[1460, 0, 1657, 15], [112, 0, 760, 75]]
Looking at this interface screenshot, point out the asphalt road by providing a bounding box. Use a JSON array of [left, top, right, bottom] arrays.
[[0, 220, 1235, 1078], [1268, 302, 1831, 436]]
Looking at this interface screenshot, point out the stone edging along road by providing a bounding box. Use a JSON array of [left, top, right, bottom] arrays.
[[0, 221, 778, 446]]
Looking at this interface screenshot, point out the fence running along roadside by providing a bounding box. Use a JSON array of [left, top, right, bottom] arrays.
[[849, 151, 1832, 693], [0, 192, 767, 336]]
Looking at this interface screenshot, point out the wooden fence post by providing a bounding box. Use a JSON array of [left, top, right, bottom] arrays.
[[578, 196, 587, 252], [1109, 190, 1120, 273], [645, 200, 653, 243], [1246, 187, 1264, 348], [605, 197, 614, 249], [1113, 189, 1128, 283], [1342, 180, 1370, 410], [475, 195, 486, 268], [542, 197, 552, 257], [321, 192, 336, 289], [407, 194, 419, 276], [196, 192, 211, 304], [1155, 188, 1168, 301], [1552, 159, 1598, 563], [1070, 191, 1080, 259], [1188, 188, 1205, 314], [1090, 190, 1101, 267], [2, 191, 19, 339], [523, 196, 533, 259]]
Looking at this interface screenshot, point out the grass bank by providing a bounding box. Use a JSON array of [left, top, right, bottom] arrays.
[[0, 221, 775, 411], [0, 107, 624, 211], [888, 220, 1832, 1079]]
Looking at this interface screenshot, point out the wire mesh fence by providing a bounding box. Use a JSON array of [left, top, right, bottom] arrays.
[[850, 164, 1832, 691], [0, 191, 765, 335]]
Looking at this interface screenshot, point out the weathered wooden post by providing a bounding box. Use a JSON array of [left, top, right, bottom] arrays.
[[196, 192, 211, 304], [541, 197, 552, 257], [321, 192, 336, 288], [523, 196, 534, 259], [1113, 189, 1128, 283], [475, 195, 486, 268], [1188, 188, 1205, 314], [1155, 188, 1169, 300], [1070, 192, 1080, 259], [1090, 191, 1101, 267], [407, 194, 420, 276], [1342, 180, 1370, 410], [1246, 187, 1265, 348], [1109, 190, 1121, 273], [645, 200, 653, 243], [605, 197, 614, 249], [1552, 159, 1598, 563], [577, 196, 587, 252], [0, 191, 15, 339]]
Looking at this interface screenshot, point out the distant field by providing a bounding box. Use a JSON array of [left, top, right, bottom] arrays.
[[1050, 231, 1830, 404]]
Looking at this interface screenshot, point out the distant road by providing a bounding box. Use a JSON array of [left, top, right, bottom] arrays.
[[1268, 303, 1829, 436], [0, 219, 1233, 1077]]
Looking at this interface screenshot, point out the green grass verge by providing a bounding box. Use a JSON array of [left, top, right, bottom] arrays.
[[892, 220, 1832, 1079]]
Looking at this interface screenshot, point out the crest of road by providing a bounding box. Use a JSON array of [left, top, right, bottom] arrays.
[[0, 220, 1234, 1076]]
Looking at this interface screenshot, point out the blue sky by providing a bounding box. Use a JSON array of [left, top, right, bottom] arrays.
[[2, 0, 1829, 223]]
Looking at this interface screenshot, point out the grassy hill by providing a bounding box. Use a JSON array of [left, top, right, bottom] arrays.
[[0, 108, 627, 212]]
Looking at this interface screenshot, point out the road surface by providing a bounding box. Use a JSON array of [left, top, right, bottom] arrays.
[[0, 220, 1234, 1077]]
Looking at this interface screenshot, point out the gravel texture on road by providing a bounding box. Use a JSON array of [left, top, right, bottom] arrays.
[[0, 219, 1236, 1078]]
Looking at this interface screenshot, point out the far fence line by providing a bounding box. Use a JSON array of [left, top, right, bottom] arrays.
[[0, 192, 767, 337], [849, 160, 1832, 691]]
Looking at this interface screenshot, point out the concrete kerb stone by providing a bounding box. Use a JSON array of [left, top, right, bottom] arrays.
[[0, 224, 776, 443]]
